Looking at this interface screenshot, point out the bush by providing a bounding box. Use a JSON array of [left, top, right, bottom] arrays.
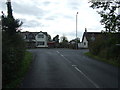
[[2, 32, 26, 87], [89, 34, 106, 55], [89, 33, 120, 65], [2, 2, 25, 88], [68, 44, 76, 49]]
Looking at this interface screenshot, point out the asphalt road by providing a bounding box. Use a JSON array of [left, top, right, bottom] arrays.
[[20, 49, 119, 88]]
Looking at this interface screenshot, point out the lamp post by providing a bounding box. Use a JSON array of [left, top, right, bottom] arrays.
[[76, 12, 78, 49]]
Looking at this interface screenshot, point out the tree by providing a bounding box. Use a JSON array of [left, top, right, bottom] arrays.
[[60, 35, 68, 43], [2, 0, 25, 87], [89, 0, 120, 32], [2, 14, 23, 35], [52, 35, 59, 48], [53, 35, 59, 43], [60, 35, 69, 48], [48, 34, 51, 42], [2, 0, 23, 35]]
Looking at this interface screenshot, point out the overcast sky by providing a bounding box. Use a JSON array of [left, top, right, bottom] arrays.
[[0, 0, 105, 41]]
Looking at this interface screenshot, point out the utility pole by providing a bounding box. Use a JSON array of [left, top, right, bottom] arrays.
[[76, 12, 78, 49]]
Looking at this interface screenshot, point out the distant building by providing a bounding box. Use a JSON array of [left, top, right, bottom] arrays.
[[78, 28, 105, 49], [20, 31, 48, 48], [78, 28, 120, 49]]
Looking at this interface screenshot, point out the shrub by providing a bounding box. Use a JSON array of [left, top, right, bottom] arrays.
[[89, 33, 120, 64], [2, 33, 26, 87]]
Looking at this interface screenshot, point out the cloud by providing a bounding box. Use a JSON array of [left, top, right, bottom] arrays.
[[63, 15, 74, 19], [0, 1, 6, 11], [45, 16, 57, 20], [12, 2, 45, 17], [43, 1, 51, 6], [0, 0, 104, 41], [22, 20, 42, 28]]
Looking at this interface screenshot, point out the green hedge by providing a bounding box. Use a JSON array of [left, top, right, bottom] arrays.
[[88, 33, 120, 67], [5, 51, 33, 88], [85, 52, 120, 67], [2, 33, 26, 88]]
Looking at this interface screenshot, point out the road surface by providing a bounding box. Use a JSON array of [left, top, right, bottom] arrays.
[[20, 49, 119, 88]]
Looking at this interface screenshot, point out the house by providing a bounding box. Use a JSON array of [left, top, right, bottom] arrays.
[[21, 31, 48, 48], [79, 28, 120, 49], [78, 28, 104, 49]]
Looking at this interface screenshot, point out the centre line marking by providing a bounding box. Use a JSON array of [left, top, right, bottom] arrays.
[[72, 65, 77, 67], [60, 54, 71, 63], [74, 67, 100, 88], [56, 51, 72, 64], [56, 51, 60, 53], [61, 54, 64, 57]]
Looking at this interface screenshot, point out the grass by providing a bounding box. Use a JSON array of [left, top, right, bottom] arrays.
[[5, 51, 33, 88], [84, 52, 120, 67]]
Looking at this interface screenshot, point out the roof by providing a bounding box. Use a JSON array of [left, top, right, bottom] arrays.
[[20, 31, 48, 39], [82, 32, 120, 42]]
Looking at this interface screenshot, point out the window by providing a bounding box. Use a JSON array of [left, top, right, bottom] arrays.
[[84, 42, 86, 45], [37, 42, 45, 46], [37, 34, 44, 38], [28, 34, 34, 39], [23, 35, 26, 39]]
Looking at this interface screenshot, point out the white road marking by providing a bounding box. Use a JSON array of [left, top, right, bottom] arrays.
[[72, 65, 77, 67], [74, 67, 100, 88], [60, 54, 63, 56], [60, 54, 71, 63], [56, 50, 99, 88], [56, 51, 60, 53], [56, 51, 71, 63]]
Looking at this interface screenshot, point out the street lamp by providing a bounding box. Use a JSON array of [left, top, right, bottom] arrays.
[[76, 12, 78, 49]]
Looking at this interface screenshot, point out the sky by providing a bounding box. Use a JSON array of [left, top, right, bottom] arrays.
[[0, 0, 105, 41]]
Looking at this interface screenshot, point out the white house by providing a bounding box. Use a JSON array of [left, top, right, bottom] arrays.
[[78, 28, 101, 49], [78, 36, 88, 48], [21, 31, 48, 48], [79, 28, 120, 49], [35, 32, 48, 47]]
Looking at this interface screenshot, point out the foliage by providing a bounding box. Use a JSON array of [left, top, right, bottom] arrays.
[[85, 52, 120, 67], [60, 35, 68, 43], [68, 38, 80, 49], [89, 0, 120, 32], [89, 33, 120, 65], [68, 43, 76, 49], [48, 34, 52, 42], [2, 32, 26, 88], [2, 1, 25, 88], [89, 0, 120, 65], [5, 51, 32, 88], [53, 35, 59, 43], [2, 14, 23, 35], [52, 35, 59, 48], [60, 35, 69, 48]]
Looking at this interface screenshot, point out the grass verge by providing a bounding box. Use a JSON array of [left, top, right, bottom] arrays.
[[5, 51, 33, 88], [84, 52, 120, 67]]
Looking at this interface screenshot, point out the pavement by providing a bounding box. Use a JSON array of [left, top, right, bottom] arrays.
[[20, 48, 119, 88]]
